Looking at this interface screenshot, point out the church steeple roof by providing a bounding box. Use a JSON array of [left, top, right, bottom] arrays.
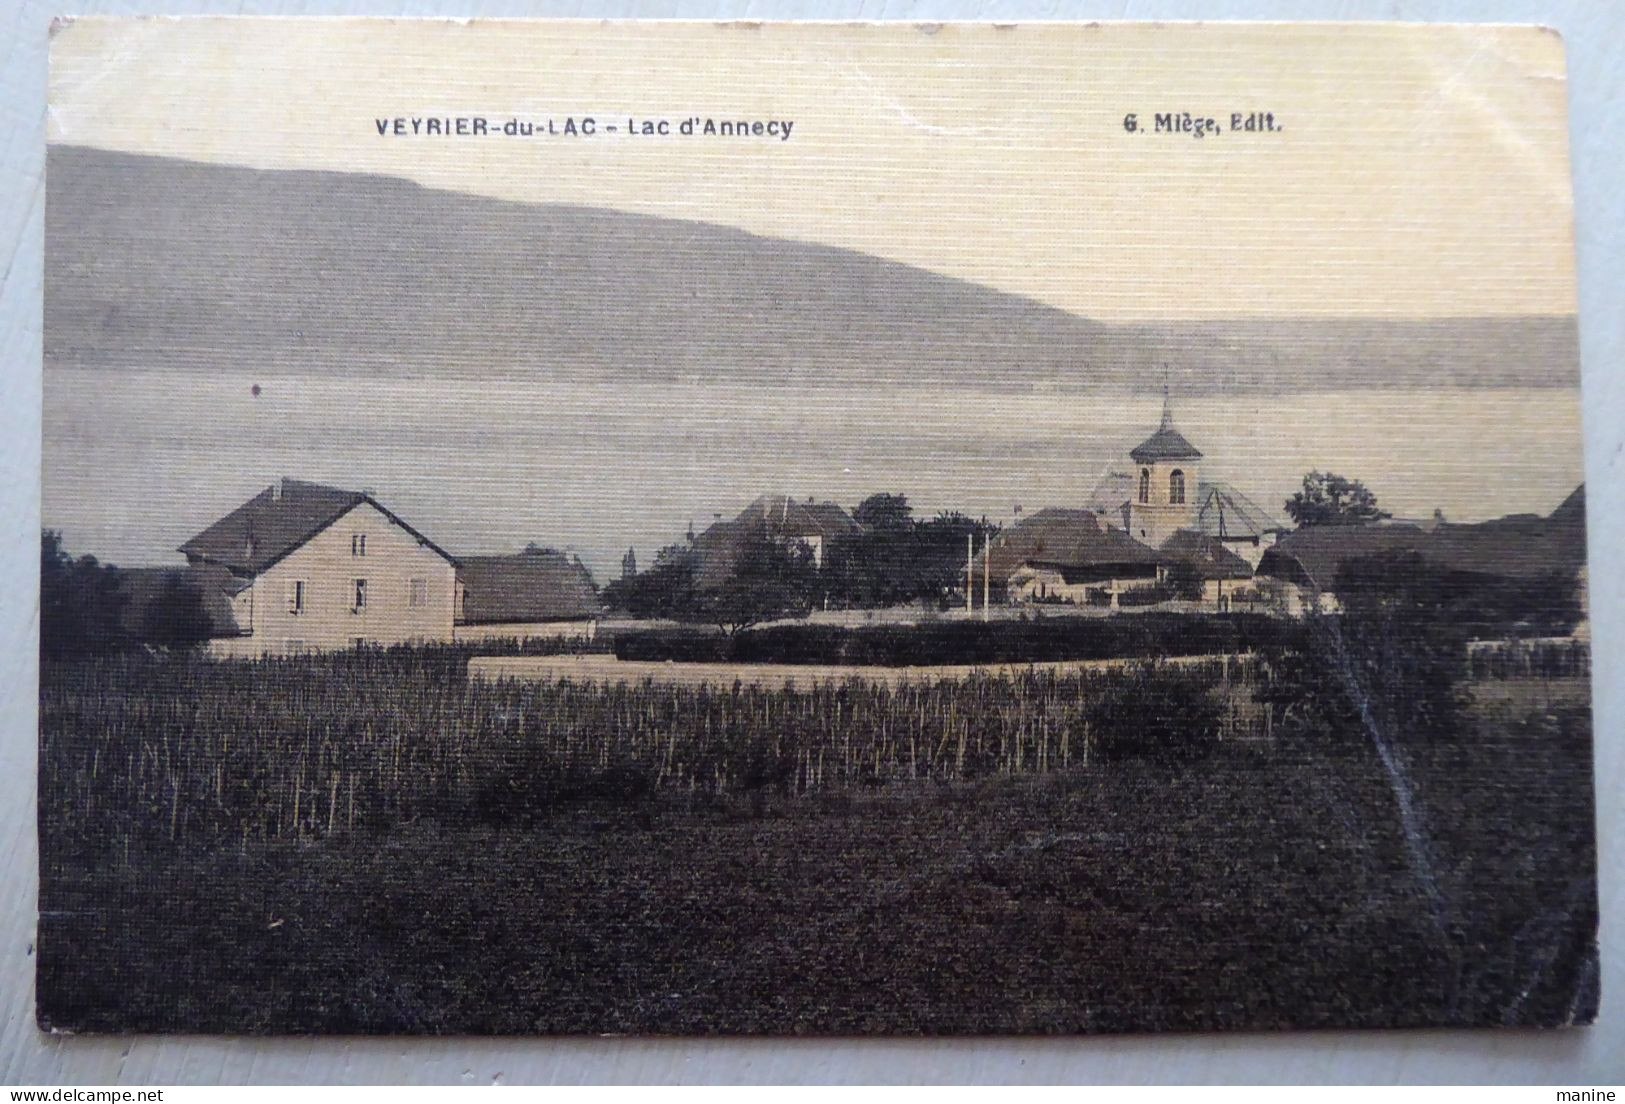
[[1129, 386, 1203, 463]]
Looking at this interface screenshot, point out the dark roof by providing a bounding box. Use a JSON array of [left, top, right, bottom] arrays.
[[1550, 484, 1586, 540], [689, 496, 862, 588], [457, 551, 601, 624], [744, 495, 863, 540], [115, 564, 246, 639], [981, 508, 1163, 580], [1129, 403, 1203, 464], [1160, 530, 1256, 579], [178, 478, 455, 575], [1257, 488, 1586, 590]]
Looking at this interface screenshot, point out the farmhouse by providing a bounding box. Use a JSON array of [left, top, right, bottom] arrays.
[[1256, 484, 1588, 621], [978, 508, 1164, 607], [174, 478, 460, 657], [690, 494, 863, 585], [453, 548, 603, 643], [1158, 530, 1259, 610]]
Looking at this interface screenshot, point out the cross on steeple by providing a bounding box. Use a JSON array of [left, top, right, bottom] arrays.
[[1159, 364, 1174, 429]]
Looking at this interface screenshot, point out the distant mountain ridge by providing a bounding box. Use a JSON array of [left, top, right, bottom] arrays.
[[46, 145, 1579, 393]]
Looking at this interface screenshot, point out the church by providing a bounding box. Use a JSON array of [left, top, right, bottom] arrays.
[[1085, 392, 1285, 569], [979, 393, 1284, 610]]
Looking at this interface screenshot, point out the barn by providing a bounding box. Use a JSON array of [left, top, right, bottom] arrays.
[[453, 549, 603, 642]]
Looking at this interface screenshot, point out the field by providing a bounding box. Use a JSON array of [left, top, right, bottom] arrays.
[[36, 647, 1599, 1035]]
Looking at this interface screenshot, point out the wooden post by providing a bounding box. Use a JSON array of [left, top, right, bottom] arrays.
[[966, 532, 974, 612], [982, 530, 991, 622]]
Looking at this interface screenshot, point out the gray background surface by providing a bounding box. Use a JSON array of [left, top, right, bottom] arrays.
[[3, 0, 1621, 1085]]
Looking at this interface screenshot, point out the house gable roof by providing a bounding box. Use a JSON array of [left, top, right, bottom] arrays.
[[1159, 529, 1255, 579], [688, 495, 862, 589], [457, 550, 602, 624], [983, 508, 1163, 580], [1257, 487, 1586, 591], [744, 494, 863, 540], [178, 478, 456, 576]]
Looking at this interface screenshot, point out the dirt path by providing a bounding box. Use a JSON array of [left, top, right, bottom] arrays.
[[468, 652, 1250, 689]]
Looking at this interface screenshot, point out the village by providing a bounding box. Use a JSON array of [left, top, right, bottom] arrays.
[[82, 393, 1588, 662]]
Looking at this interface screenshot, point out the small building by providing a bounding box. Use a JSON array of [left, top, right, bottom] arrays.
[[978, 508, 1164, 607], [1255, 485, 1588, 621], [1191, 482, 1285, 568], [1159, 530, 1259, 610], [177, 478, 459, 657], [454, 549, 603, 642], [691, 494, 863, 586]]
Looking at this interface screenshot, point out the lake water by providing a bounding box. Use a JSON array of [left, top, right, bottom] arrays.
[[44, 368, 1586, 582]]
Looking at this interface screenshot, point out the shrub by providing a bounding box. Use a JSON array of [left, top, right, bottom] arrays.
[[1087, 663, 1225, 764], [1116, 584, 1175, 608], [613, 613, 1291, 666]]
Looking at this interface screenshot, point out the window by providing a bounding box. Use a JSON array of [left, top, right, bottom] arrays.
[[352, 578, 367, 612], [287, 579, 306, 615], [351, 534, 367, 557], [1138, 468, 1151, 504], [408, 578, 428, 608], [1169, 469, 1186, 505]]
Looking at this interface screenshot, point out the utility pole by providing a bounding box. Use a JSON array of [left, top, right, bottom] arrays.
[[981, 528, 991, 622], [966, 532, 974, 613]]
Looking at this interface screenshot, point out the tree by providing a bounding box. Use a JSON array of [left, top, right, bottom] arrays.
[[1285, 470, 1391, 528], [693, 532, 819, 636], [912, 511, 1000, 603], [852, 492, 913, 532], [1163, 561, 1207, 602], [600, 543, 696, 620], [140, 574, 215, 650], [521, 541, 561, 556], [1257, 550, 1468, 745], [40, 530, 129, 660], [603, 534, 818, 635], [824, 508, 1000, 610]]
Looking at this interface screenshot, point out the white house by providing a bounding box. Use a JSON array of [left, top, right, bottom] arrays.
[[178, 478, 459, 657]]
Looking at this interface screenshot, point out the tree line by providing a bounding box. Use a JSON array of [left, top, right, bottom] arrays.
[[41, 531, 214, 659], [601, 494, 999, 634], [602, 474, 1395, 632]]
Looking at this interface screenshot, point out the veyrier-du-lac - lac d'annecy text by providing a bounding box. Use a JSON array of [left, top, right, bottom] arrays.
[[375, 115, 797, 141]]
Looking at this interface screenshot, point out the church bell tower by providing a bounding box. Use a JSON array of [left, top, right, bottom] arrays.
[[1126, 388, 1202, 549]]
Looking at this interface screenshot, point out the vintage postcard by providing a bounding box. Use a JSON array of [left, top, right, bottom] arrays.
[[40, 19, 1596, 1034]]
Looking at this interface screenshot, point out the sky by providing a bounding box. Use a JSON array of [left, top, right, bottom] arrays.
[[48, 18, 1578, 322]]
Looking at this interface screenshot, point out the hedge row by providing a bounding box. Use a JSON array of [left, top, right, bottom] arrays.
[[613, 613, 1296, 666]]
